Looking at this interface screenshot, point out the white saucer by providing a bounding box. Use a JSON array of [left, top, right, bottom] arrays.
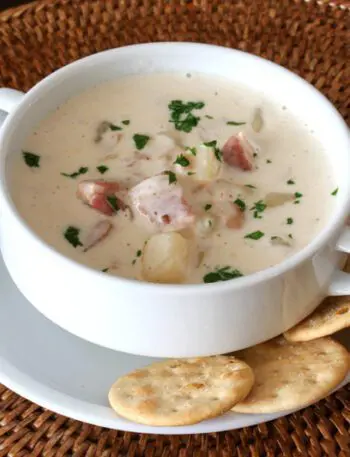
[[0, 255, 348, 435]]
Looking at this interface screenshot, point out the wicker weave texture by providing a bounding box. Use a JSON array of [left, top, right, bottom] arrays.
[[0, 0, 349, 456]]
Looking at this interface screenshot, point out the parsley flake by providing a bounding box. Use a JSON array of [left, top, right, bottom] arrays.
[[203, 266, 243, 283], [203, 140, 217, 148], [101, 268, 109, 273], [204, 204, 212, 211], [64, 226, 83, 248], [287, 179, 295, 185], [96, 165, 109, 174], [245, 230, 265, 240], [164, 170, 177, 184], [266, 159, 272, 164], [136, 249, 142, 257], [234, 198, 246, 212], [286, 217, 294, 225], [61, 166, 88, 179], [205, 115, 214, 119], [251, 200, 267, 219], [174, 154, 190, 167], [106, 195, 120, 212], [23, 151, 41, 168], [133, 134, 150, 150], [185, 146, 197, 156], [122, 120, 130, 125], [294, 192, 303, 199], [203, 140, 222, 162], [226, 121, 246, 126], [110, 123, 122, 131], [331, 187, 339, 196], [168, 100, 205, 133], [245, 184, 257, 189]]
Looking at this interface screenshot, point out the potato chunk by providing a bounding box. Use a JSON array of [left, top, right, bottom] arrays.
[[142, 232, 190, 284], [194, 144, 222, 181]]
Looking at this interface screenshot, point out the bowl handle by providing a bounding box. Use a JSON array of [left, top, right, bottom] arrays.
[[328, 226, 350, 295], [0, 88, 25, 115]]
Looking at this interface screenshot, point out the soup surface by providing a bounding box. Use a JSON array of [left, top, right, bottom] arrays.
[[10, 73, 337, 284]]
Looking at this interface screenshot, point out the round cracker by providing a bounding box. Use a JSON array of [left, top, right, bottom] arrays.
[[109, 356, 254, 426], [284, 296, 350, 342], [232, 337, 349, 414]]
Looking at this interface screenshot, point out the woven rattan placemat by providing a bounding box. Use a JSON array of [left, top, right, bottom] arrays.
[[0, 0, 349, 455]]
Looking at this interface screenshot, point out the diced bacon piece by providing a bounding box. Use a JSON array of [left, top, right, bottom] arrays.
[[222, 132, 255, 171], [83, 220, 113, 252], [77, 180, 124, 216], [226, 203, 245, 229], [129, 174, 195, 230], [214, 201, 245, 229]]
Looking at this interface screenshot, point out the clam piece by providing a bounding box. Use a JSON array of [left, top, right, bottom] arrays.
[[83, 220, 113, 252], [265, 192, 294, 207], [252, 108, 264, 133], [270, 235, 293, 247], [196, 215, 216, 237]]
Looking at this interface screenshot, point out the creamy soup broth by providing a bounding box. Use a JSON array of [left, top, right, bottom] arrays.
[[10, 73, 336, 284]]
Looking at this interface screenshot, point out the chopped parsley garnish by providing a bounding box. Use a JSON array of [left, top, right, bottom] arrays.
[[245, 230, 265, 240], [203, 140, 222, 162], [133, 134, 150, 150], [164, 170, 177, 184], [64, 226, 83, 248], [23, 151, 40, 168], [245, 184, 257, 189], [204, 204, 212, 211], [132, 259, 136, 265], [287, 179, 295, 185], [203, 266, 243, 283], [185, 146, 197, 156], [101, 268, 109, 273], [96, 165, 109, 174], [187, 171, 195, 176], [205, 115, 214, 119], [110, 123, 122, 131], [234, 198, 246, 211], [253, 152, 258, 158], [266, 159, 272, 164], [203, 140, 217, 147], [288, 233, 293, 239], [168, 100, 205, 133], [286, 217, 294, 225], [122, 120, 130, 125], [106, 195, 120, 212], [251, 200, 266, 218], [294, 192, 303, 199], [61, 166, 88, 179], [136, 249, 142, 257], [331, 187, 339, 196], [226, 121, 246, 126], [174, 154, 190, 167]]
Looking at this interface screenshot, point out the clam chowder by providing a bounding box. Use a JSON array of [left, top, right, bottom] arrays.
[[10, 73, 337, 284]]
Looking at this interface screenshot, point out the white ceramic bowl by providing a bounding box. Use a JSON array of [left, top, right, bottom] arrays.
[[0, 43, 349, 358]]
